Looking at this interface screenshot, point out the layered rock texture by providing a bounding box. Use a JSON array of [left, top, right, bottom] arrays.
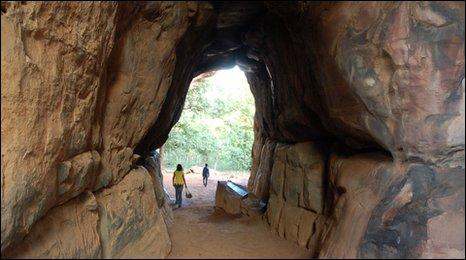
[[215, 181, 248, 215], [1, 1, 464, 259]]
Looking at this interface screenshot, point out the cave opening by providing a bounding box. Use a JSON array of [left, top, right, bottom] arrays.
[[2, 1, 464, 259], [131, 1, 401, 256], [161, 66, 255, 206]]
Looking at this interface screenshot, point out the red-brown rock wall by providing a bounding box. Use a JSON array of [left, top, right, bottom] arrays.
[[1, 1, 464, 259], [1, 1, 214, 257]]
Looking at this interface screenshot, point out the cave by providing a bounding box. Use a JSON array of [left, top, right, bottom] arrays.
[[1, 1, 464, 259], [161, 66, 255, 173]]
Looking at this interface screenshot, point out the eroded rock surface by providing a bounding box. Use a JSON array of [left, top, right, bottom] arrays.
[[1, 2, 118, 251], [2, 1, 203, 256], [265, 141, 327, 256], [215, 181, 247, 215], [143, 150, 174, 224], [3, 192, 101, 259], [56, 150, 101, 205], [248, 139, 276, 200], [96, 167, 171, 258], [1, 1, 464, 259], [319, 153, 395, 258]]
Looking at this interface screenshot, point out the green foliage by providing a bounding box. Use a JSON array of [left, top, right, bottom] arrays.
[[163, 74, 254, 171]]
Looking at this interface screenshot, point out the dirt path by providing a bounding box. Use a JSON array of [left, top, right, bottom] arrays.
[[162, 171, 312, 259]]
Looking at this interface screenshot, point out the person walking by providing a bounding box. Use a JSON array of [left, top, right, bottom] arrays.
[[172, 164, 187, 208], [202, 163, 210, 187]]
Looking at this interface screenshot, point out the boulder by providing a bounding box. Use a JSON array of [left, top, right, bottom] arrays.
[[3, 192, 101, 259], [240, 194, 266, 219], [95, 166, 171, 258], [215, 181, 248, 215]]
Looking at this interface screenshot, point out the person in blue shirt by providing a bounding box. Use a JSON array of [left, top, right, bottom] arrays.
[[202, 163, 210, 187]]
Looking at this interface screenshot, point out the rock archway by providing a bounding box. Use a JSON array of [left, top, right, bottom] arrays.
[[1, 1, 464, 259]]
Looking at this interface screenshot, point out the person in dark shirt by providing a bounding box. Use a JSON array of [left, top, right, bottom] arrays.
[[202, 163, 209, 187]]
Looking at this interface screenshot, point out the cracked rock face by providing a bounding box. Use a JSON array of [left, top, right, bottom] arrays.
[[1, 1, 464, 259], [2, 192, 102, 259], [95, 167, 171, 259]]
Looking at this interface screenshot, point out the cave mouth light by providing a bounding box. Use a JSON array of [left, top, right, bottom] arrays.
[[163, 66, 255, 175]]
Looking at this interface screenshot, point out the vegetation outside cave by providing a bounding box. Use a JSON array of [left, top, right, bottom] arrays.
[[162, 66, 255, 176]]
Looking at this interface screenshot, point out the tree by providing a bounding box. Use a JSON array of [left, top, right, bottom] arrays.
[[163, 72, 254, 171]]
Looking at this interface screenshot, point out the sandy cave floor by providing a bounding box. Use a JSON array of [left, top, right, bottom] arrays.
[[162, 171, 312, 259]]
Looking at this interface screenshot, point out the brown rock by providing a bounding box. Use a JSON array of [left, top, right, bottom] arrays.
[[291, 142, 325, 213], [3, 192, 101, 259], [215, 181, 245, 215], [57, 150, 101, 205], [1, 1, 464, 258], [143, 151, 174, 225], [283, 162, 303, 207], [249, 139, 276, 199], [269, 143, 288, 197], [96, 2, 211, 189], [421, 211, 465, 259], [249, 118, 266, 187], [240, 194, 265, 219], [358, 164, 465, 259], [278, 203, 318, 246], [319, 152, 393, 259], [144, 152, 168, 207], [265, 194, 285, 234], [274, 142, 326, 213], [1, 1, 119, 251], [277, 203, 300, 243], [96, 166, 171, 258], [267, 193, 322, 252]]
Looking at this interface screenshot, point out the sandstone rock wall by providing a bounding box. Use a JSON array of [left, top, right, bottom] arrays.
[[143, 151, 174, 224], [2, 192, 102, 258], [264, 141, 327, 256], [96, 1, 205, 189], [245, 2, 464, 258], [247, 139, 276, 199], [358, 163, 465, 259], [249, 2, 465, 165], [1, 1, 464, 259], [95, 167, 171, 259], [260, 138, 464, 258], [1, 2, 119, 251], [3, 167, 171, 259], [267, 1, 465, 166], [319, 153, 396, 258], [1, 1, 214, 257]]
